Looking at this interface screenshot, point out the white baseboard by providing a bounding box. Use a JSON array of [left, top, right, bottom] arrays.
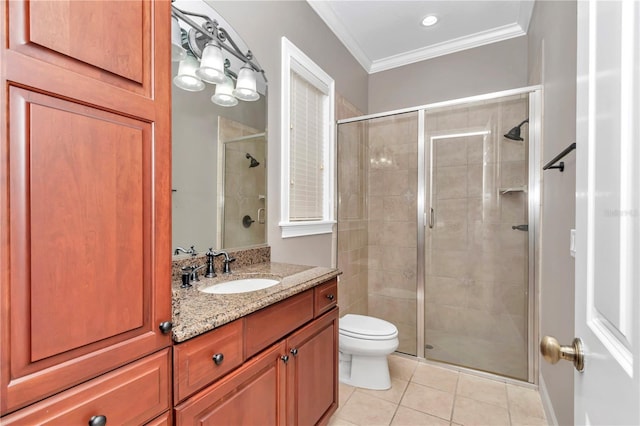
[[539, 375, 559, 426]]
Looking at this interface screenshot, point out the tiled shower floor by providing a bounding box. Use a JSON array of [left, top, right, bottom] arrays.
[[329, 354, 547, 426]]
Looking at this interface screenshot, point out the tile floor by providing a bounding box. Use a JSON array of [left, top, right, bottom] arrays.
[[329, 354, 548, 426]]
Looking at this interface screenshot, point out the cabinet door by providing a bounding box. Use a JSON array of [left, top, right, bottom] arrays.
[[1, 349, 171, 425], [286, 308, 339, 426], [175, 342, 287, 426], [0, 0, 172, 415]]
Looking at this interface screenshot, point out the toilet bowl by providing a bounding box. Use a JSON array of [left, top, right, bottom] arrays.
[[338, 314, 399, 390]]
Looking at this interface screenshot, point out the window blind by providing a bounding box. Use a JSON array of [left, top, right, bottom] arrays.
[[289, 70, 324, 221]]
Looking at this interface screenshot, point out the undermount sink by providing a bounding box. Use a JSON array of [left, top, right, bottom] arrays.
[[199, 278, 280, 294]]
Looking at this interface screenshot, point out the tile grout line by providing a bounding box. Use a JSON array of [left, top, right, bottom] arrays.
[[449, 371, 461, 424], [384, 356, 418, 426], [506, 384, 514, 426], [388, 373, 415, 425]]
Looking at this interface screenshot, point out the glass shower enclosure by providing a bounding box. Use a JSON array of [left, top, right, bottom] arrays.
[[336, 87, 540, 382]]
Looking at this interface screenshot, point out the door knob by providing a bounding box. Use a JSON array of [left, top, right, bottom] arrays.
[[540, 335, 584, 372]]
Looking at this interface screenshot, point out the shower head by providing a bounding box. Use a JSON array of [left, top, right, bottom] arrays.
[[246, 153, 260, 168], [504, 119, 529, 141]]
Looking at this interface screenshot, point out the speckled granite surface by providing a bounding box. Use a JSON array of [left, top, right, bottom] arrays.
[[172, 262, 340, 343]]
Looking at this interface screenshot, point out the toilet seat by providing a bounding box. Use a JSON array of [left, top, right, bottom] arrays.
[[339, 314, 398, 340]]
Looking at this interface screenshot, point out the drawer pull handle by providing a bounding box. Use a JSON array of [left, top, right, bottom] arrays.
[[159, 321, 173, 334], [290, 348, 299, 356], [281, 355, 289, 364], [212, 353, 224, 365], [326, 294, 335, 301], [89, 415, 107, 426]]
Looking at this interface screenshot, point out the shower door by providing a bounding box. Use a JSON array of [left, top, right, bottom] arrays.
[[423, 94, 531, 380]]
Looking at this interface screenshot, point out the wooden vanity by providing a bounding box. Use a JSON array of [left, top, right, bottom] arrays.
[[173, 278, 339, 425]]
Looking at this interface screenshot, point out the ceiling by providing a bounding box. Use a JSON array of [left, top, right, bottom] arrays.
[[307, 0, 535, 74]]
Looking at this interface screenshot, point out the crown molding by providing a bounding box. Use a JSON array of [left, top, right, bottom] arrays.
[[306, 0, 372, 72], [308, 1, 535, 75], [369, 23, 527, 73]]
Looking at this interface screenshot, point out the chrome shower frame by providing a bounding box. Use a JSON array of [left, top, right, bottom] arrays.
[[337, 85, 543, 384]]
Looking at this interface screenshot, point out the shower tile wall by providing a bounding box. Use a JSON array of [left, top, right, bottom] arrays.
[[336, 94, 369, 316], [218, 117, 265, 249], [366, 113, 418, 355], [425, 96, 529, 379]]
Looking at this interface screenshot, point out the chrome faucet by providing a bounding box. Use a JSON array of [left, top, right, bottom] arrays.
[[174, 245, 197, 256], [212, 250, 236, 274]]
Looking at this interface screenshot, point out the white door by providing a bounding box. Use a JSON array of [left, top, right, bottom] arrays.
[[575, 0, 640, 424]]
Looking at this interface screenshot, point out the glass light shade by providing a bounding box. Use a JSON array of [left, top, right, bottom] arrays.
[[173, 54, 205, 92], [211, 75, 238, 107], [171, 16, 186, 61], [232, 64, 260, 101], [195, 42, 226, 84]]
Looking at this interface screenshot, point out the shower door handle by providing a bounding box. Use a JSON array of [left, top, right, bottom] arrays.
[[428, 208, 434, 229], [512, 224, 528, 232]]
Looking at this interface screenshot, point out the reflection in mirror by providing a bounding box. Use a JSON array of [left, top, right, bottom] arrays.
[[219, 126, 266, 248], [171, 1, 267, 255]]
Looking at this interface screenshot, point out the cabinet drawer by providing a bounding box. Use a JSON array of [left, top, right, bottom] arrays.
[[173, 320, 244, 404], [245, 290, 314, 359], [314, 278, 338, 317], [2, 349, 171, 425], [175, 342, 286, 426]]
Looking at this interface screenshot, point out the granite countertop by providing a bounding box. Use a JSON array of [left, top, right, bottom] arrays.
[[171, 262, 340, 342]]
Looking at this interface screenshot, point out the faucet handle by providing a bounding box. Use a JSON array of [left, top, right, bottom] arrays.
[[222, 256, 236, 274], [205, 249, 217, 278]]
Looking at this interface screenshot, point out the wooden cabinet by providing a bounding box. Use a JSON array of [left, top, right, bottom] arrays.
[[245, 290, 314, 358], [173, 320, 244, 404], [0, 0, 172, 419], [175, 342, 287, 426], [1, 349, 171, 425], [286, 309, 339, 426], [173, 284, 339, 426], [314, 278, 338, 316]]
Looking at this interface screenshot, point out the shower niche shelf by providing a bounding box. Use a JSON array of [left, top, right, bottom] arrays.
[[499, 185, 527, 195]]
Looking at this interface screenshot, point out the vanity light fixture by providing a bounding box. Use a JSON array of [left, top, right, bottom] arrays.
[[195, 40, 226, 84], [421, 15, 438, 27], [232, 62, 260, 101], [173, 51, 205, 92], [171, 3, 266, 106], [211, 74, 239, 107], [171, 16, 187, 61]]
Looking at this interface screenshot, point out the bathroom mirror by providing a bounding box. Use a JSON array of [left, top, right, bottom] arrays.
[[171, 0, 267, 255]]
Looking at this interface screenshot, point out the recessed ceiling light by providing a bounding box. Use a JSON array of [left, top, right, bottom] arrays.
[[421, 15, 438, 27]]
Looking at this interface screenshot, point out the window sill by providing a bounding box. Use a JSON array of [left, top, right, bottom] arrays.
[[279, 220, 336, 238]]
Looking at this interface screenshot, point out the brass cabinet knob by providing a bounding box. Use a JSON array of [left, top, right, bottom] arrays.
[[540, 335, 584, 372]]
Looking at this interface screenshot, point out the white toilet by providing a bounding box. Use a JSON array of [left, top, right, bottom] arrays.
[[338, 314, 399, 390]]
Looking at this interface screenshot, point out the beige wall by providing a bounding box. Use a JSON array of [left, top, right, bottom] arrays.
[[527, 1, 577, 425], [368, 37, 529, 113], [209, 1, 369, 268]]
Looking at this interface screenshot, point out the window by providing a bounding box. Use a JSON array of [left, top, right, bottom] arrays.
[[280, 37, 335, 238]]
